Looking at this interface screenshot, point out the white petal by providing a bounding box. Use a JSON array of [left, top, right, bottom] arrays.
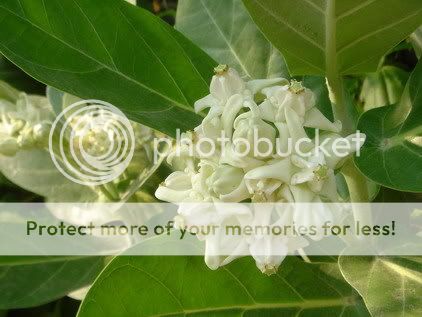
[[319, 172, 339, 202], [259, 99, 276, 122], [291, 154, 312, 169], [289, 184, 316, 202], [291, 169, 315, 185], [210, 68, 245, 102], [194, 94, 219, 113], [274, 122, 290, 156], [164, 171, 192, 190], [284, 106, 313, 153], [303, 108, 342, 132], [220, 180, 251, 202], [249, 237, 287, 275], [246, 78, 288, 94], [245, 158, 293, 184], [155, 186, 191, 203], [308, 178, 324, 192], [319, 133, 366, 169], [222, 94, 244, 137]]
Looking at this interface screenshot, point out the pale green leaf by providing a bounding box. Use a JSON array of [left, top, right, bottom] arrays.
[[339, 255, 422, 317], [176, 0, 288, 79], [242, 0, 422, 75]]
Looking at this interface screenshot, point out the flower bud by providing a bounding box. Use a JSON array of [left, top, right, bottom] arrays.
[[10, 118, 26, 135], [32, 121, 52, 144], [155, 171, 193, 203], [249, 237, 287, 275], [207, 165, 244, 197], [16, 127, 35, 149], [261, 80, 315, 122], [232, 113, 276, 159], [0, 137, 19, 156], [210, 65, 245, 103]]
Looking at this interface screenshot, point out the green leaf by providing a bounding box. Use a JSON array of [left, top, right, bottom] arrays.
[[410, 26, 422, 58], [176, 0, 288, 79], [339, 256, 422, 317], [359, 66, 409, 112], [355, 60, 422, 192], [77, 256, 369, 317], [0, 256, 105, 309], [0, 0, 216, 136], [242, 0, 422, 75]]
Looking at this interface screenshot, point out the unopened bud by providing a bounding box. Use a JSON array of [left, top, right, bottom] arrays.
[[0, 137, 19, 156]]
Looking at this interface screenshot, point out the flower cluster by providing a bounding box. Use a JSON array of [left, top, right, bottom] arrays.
[[156, 66, 365, 274], [0, 90, 53, 156]]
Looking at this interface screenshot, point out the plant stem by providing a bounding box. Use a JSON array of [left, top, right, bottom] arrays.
[[342, 159, 372, 231], [325, 0, 354, 135], [341, 159, 369, 202]]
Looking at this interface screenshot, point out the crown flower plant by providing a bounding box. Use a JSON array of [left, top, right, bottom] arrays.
[[0, 0, 421, 316]]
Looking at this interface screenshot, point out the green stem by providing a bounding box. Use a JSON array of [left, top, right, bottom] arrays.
[[341, 159, 369, 202], [325, 0, 354, 135], [342, 159, 372, 231]]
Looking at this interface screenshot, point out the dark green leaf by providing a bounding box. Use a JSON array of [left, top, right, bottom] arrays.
[[355, 60, 422, 192], [0, 0, 216, 136], [77, 256, 369, 317], [0, 256, 105, 309]]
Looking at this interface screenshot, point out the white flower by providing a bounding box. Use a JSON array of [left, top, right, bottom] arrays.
[[206, 164, 249, 202], [155, 170, 194, 203], [318, 133, 366, 169], [232, 111, 276, 159], [194, 65, 285, 116], [260, 80, 341, 132], [156, 66, 367, 274], [0, 92, 54, 155], [291, 153, 332, 192]]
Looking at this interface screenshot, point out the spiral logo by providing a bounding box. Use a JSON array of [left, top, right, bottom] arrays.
[[49, 99, 135, 186]]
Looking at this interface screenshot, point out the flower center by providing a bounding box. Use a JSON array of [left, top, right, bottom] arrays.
[[288, 79, 305, 94], [213, 64, 229, 75], [314, 164, 329, 181]]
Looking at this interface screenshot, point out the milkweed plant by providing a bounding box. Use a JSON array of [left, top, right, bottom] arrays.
[[0, 0, 421, 316]]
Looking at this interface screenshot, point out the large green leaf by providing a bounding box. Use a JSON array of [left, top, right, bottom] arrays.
[[0, 256, 105, 309], [242, 0, 422, 75], [176, 0, 288, 79], [355, 60, 422, 192], [0, 0, 216, 136], [77, 256, 369, 316], [339, 256, 422, 317]]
